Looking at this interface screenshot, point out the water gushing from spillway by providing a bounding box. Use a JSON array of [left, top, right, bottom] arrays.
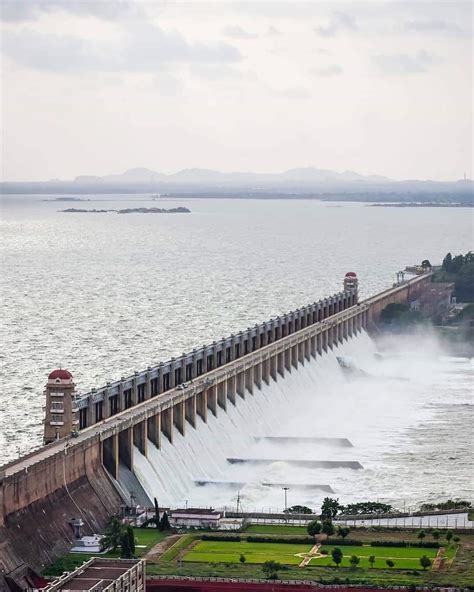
[[128, 330, 473, 512]]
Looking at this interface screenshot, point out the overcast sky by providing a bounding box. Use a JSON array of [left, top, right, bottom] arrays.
[[1, 0, 472, 181]]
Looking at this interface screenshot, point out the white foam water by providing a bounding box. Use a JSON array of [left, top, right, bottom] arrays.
[[130, 330, 473, 512]]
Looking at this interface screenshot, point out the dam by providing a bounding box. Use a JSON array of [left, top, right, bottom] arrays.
[[0, 271, 437, 587]]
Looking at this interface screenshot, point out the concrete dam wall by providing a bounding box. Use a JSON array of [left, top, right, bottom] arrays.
[[0, 272, 433, 589]]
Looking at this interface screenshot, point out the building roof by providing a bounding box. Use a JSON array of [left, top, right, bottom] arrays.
[[48, 369, 73, 380], [40, 559, 142, 591], [171, 508, 221, 516]]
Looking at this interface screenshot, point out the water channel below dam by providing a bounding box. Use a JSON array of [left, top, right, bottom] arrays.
[[124, 330, 473, 512]]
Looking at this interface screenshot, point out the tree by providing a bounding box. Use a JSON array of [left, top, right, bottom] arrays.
[[349, 555, 360, 569], [286, 505, 312, 514], [419, 555, 432, 571], [239, 553, 246, 564], [126, 525, 135, 554], [331, 547, 343, 568], [154, 498, 160, 529], [159, 511, 171, 531], [417, 529, 426, 542], [368, 555, 376, 568], [386, 559, 395, 568], [446, 530, 453, 544], [120, 531, 133, 559], [262, 560, 282, 579], [337, 526, 350, 539], [421, 259, 432, 269], [321, 497, 340, 520], [341, 501, 393, 515], [456, 261, 474, 302], [442, 252, 453, 272], [453, 536, 460, 543], [101, 516, 123, 552], [432, 529, 440, 541], [322, 520, 335, 536], [451, 254, 465, 273], [307, 520, 322, 538]]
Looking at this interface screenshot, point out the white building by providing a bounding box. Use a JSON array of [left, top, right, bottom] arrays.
[[169, 508, 222, 529]]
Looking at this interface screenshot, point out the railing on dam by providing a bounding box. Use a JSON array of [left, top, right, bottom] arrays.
[[72, 288, 358, 432], [73, 271, 432, 435]]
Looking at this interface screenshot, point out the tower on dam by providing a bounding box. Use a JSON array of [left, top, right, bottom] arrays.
[[344, 271, 358, 293], [43, 369, 78, 443]]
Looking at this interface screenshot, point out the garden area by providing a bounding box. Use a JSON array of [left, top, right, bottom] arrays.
[[145, 522, 473, 588], [41, 509, 474, 587]]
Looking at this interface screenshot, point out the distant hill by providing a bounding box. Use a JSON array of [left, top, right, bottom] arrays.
[[1, 167, 473, 202]]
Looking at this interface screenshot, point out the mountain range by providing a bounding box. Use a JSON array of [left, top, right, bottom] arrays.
[[2, 167, 472, 199]]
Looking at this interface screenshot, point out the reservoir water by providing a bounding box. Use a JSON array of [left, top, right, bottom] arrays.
[[0, 195, 472, 509]]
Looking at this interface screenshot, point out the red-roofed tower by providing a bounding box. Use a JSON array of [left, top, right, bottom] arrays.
[[43, 368, 78, 444], [344, 272, 359, 301]]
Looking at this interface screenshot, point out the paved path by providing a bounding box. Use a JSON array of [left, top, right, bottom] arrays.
[[145, 534, 182, 562], [297, 543, 321, 567]]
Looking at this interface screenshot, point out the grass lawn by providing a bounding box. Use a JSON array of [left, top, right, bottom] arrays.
[[245, 525, 309, 535], [183, 540, 312, 566], [314, 545, 438, 570], [319, 545, 438, 559], [160, 534, 196, 562]]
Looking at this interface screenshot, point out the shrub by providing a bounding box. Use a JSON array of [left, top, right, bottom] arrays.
[[420, 555, 432, 571], [307, 520, 322, 537], [262, 560, 283, 579], [369, 540, 439, 548], [349, 555, 360, 569], [326, 538, 363, 546], [201, 534, 241, 542], [322, 520, 335, 536], [246, 535, 314, 544]]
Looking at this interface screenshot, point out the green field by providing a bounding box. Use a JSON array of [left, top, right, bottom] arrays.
[[148, 532, 474, 587], [245, 525, 309, 535], [314, 545, 438, 569], [183, 540, 312, 565], [183, 539, 441, 570]]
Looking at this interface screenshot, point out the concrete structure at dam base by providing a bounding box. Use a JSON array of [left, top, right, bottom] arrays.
[[0, 272, 444, 591]]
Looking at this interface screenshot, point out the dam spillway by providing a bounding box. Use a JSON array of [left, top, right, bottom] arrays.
[[128, 329, 373, 509]]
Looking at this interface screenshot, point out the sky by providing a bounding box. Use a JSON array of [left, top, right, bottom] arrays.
[[0, 0, 472, 182]]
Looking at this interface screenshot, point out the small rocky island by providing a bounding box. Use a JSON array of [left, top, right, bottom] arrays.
[[45, 197, 90, 202], [117, 207, 190, 214], [61, 207, 191, 214]]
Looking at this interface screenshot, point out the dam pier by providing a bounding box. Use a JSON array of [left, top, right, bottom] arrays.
[[0, 271, 435, 589]]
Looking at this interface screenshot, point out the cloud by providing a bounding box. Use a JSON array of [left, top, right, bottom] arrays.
[[314, 11, 357, 37], [1, 22, 242, 72], [371, 50, 436, 75], [266, 25, 282, 36], [278, 87, 311, 99], [404, 19, 470, 37], [0, 0, 133, 22], [313, 64, 343, 77], [222, 25, 258, 39]]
